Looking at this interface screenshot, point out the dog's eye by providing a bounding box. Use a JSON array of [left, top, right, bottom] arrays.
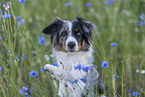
[[61, 32, 67, 36]]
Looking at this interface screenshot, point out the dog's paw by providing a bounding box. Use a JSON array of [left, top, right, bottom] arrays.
[[44, 64, 57, 74]]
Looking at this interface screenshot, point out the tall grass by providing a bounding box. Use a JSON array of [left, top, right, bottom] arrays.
[[0, 0, 145, 97]]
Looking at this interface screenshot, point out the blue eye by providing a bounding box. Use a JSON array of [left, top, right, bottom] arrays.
[[76, 32, 81, 36], [62, 32, 67, 36]]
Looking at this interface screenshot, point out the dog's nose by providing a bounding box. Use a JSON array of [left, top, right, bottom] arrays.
[[68, 42, 76, 49]]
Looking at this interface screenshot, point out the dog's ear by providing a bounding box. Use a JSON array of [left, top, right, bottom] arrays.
[[42, 18, 63, 35], [76, 17, 95, 38]]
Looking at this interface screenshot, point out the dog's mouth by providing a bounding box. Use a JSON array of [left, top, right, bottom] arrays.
[[60, 49, 79, 53], [68, 48, 76, 52]]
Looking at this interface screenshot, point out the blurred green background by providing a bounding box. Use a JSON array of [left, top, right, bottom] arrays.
[[0, 0, 145, 97]]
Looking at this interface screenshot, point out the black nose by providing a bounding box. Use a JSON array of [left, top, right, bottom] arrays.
[[68, 42, 76, 49]]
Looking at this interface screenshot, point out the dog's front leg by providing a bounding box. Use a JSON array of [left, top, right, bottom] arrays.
[[44, 64, 76, 81]]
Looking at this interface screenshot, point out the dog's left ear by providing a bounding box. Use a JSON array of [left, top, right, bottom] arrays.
[[42, 18, 63, 35], [76, 17, 95, 39]]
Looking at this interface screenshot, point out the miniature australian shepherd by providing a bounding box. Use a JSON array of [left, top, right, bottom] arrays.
[[43, 17, 105, 97]]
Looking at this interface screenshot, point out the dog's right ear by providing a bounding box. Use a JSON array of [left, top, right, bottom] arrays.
[[42, 18, 63, 35]]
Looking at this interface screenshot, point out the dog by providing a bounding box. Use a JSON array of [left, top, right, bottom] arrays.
[[43, 17, 105, 97]]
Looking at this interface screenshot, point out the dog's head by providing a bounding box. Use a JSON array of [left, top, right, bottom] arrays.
[[42, 17, 95, 52]]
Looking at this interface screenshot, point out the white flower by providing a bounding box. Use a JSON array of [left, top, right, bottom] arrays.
[[44, 54, 50, 61], [50, 54, 54, 58], [101, 94, 106, 97], [140, 70, 145, 74], [136, 69, 140, 73]]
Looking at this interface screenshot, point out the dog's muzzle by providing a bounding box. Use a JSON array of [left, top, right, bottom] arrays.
[[68, 42, 76, 52], [65, 36, 78, 52]]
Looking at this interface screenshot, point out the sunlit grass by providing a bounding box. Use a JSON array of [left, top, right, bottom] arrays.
[[0, 0, 145, 97]]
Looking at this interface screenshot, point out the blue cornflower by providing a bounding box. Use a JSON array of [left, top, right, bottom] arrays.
[[21, 19, 25, 23], [106, 0, 113, 5], [19, 0, 26, 3], [86, 3, 92, 7], [29, 87, 36, 94], [132, 91, 138, 96], [74, 7, 79, 11], [3, 2, 10, 8], [128, 90, 131, 93], [140, 14, 144, 20], [14, 56, 19, 62], [3, 2, 10, 10], [3, 14, 11, 19], [22, 53, 25, 60], [0, 67, 2, 71], [19, 86, 28, 95], [101, 61, 108, 68], [15, 16, 21, 21], [65, 2, 72, 6], [110, 43, 117, 47], [18, 19, 25, 26], [7, 50, 12, 56], [137, 21, 140, 24], [52, 62, 58, 66], [19, 89, 28, 95], [82, 66, 91, 72], [74, 64, 82, 70], [0, 37, 2, 40], [113, 74, 117, 80], [80, 78, 87, 82], [18, 22, 22, 26], [40, 67, 46, 72], [140, 20, 145, 26], [23, 86, 28, 91], [9, 84, 12, 87], [38, 36, 46, 45], [71, 79, 79, 83], [29, 70, 38, 77]]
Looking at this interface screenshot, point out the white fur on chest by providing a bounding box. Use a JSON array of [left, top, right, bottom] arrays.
[[53, 49, 93, 78], [53, 49, 94, 97]]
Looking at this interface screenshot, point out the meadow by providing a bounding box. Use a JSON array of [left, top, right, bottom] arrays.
[[0, 0, 145, 97]]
